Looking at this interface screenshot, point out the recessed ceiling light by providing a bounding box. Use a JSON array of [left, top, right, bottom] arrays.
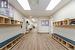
[[46, 0, 61, 10], [17, 0, 31, 10]]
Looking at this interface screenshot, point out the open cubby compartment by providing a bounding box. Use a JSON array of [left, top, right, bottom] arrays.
[[63, 20, 68, 25], [57, 21, 60, 26], [55, 36, 58, 40], [56, 22, 59, 26], [55, 22, 57, 26], [66, 43, 74, 50], [56, 21, 59, 26], [11, 20, 15, 24], [62, 40, 66, 45], [12, 39, 17, 45], [4, 18, 11, 24], [58, 21, 62, 26], [53, 22, 55, 26], [53, 35, 55, 38], [53, 22, 56, 26], [20, 21, 23, 24], [69, 19, 75, 25], [54, 21, 63, 27], [55, 22, 58, 26], [6, 43, 12, 49], [17, 21, 22, 24], [16, 37, 19, 41], [54, 36, 56, 39], [63, 19, 70, 25], [58, 38, 62, 42], [14, 20, 18, 24], [0, 17, 4, 24], [14, 20, 22, 24], [59, 21, 63, 26]]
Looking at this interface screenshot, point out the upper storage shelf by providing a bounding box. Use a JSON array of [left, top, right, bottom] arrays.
[[0, 15, 23, 26], [0, 17, 4, 24], [53, 18, 75, 27]]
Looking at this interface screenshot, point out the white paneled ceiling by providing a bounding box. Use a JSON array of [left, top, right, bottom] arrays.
[[9, 0, 71, 17], [28, 0, 50, 10]]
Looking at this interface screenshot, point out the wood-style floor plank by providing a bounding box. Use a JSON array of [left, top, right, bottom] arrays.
[[11, 29, 68, 50]]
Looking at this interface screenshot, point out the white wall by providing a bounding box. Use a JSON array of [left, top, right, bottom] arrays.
[[52, 0, 75, 41], [53, 0, 75, 21], [37, 17, 50, 33], [0, 4, 26, 43], [9, 5, 23, 21], [50, 17, 54, 34]]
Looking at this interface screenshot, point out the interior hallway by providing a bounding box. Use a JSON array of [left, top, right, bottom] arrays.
[[11, 29, 67, 50]]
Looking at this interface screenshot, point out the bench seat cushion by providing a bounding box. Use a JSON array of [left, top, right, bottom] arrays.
[[0, 34, 22, 48], [53, 34, 75, 45]]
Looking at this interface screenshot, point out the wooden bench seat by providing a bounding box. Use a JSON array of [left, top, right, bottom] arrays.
[[53, 34, 75, 45], [52, 33, 75, 50], [0, 33, 24, 50]]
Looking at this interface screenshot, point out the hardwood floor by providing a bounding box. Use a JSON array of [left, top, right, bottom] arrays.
[[11, 29, 68, 50]]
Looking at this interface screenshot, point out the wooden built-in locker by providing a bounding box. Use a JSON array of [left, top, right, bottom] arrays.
[[0, 15, 24, 50]]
